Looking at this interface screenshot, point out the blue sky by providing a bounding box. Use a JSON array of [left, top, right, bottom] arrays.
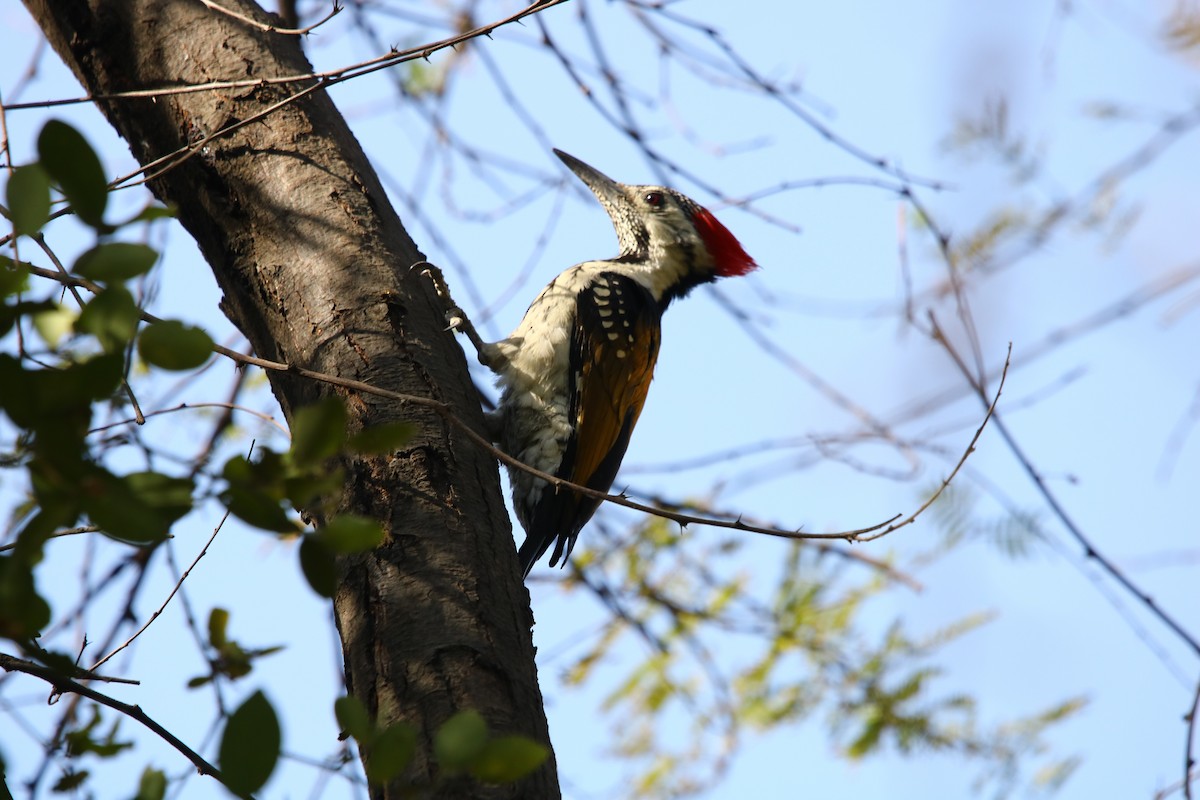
[[2, 0, 1198, 798]]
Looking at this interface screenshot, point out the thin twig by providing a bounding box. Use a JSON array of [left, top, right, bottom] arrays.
[[1155, 771, 1200, 800], [19, 644, 139, 686], [0, 525, 102, 553], [857, 335, 1010, 543], [1185, 676, 1199, 800], [115, 78, 329, 191], [636, 492, 923, 591], [902, 186, 985, 380], [87, 401, 288, 438], [89, 510, 232, 672], [197, 0, 341, 36], [630, 0, 947, 190], [708, 288, 922, 478]]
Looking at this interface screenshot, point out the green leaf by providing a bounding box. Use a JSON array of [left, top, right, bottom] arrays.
[[75, 243, 159, 283], [333, 695, 373, 743], [33, 648, 79, 676], [37, 120, 108, 228], [366, 722, 417, 785], [298, 537, 337, 598], [289, 397, 347, 467], [132, 767, 167, 800], [32, 304, 78, 349], [7, 163, 51, 236], [9, 509, 72, 569], [433, 710, 488, 771], [470, 735, 549, 784], [82, 470, 190, 545], [208, 607, 230, 649], [0, 554, 51, 640], [315, 516, 384, 554], [125, 471, 193, 525], [347, 422, 415, 455], [282, 467, 345, 511], [137, 320, 213, 371], [0, 299, 56, 341], [0, 353, 121, 432], [220, 452, 296, 532], [51, 769, 89, 792], [65, 705, 133, 758], [76, 286, 140, 353], [218, 690, 280, 795], [222, 450, 287, 493], [223, 485, 296, 533], [82, 480, 167, 545], [0, 255, 31, 297], [129, 202, 176, 223]]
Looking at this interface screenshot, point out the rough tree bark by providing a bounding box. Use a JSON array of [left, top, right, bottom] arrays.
[[21, 1, 559, 797]]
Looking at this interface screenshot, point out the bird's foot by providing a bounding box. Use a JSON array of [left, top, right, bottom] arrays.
[[412, 261, 467, 334], [411, 261, 506, 373]]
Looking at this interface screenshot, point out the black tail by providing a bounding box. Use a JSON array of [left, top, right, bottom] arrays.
[[517, 534, 554, 579], [518, 478, 597, 579], [517, 527, 580, 579]]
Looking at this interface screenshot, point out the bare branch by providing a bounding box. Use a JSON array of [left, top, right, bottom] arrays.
[[0, 526, 102, 554], [24, 259, 907, 544], [196, 0, 341, 36], [0, 652, 252, 800], [86, 401, 288, 439], [633, 492, 924, 591], [1, 0, 568, 113]]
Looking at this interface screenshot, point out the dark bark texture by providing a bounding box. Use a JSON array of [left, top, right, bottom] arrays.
[[22, 1, 558, 797]]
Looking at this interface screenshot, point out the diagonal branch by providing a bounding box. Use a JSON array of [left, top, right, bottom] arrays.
[[0, 652, 253, 800], [2, 0, 569, 113], [928, 312, 1200, 659], [1185, 676, 1199, 800], [198, 0, 341, 35], [20, 259, 1001, 546]]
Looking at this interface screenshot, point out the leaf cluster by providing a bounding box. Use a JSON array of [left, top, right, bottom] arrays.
[[1, 122, 417, 639], [335, 696, 549, 789], [560, 509, 1084, 799], [220, 396, 409, 596], [0, 121, 415, 799], [39, 701, 166, 799]]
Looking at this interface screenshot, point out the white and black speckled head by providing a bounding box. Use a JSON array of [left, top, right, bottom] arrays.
[[554, 150, 757, 304]]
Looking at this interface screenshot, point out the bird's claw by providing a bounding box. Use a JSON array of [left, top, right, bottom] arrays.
[[414, 262, 464, 329], [411, 260, 502, 372], [444, 310, 465, 333]]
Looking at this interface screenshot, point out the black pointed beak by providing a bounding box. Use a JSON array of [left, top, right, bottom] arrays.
[[554, 149, 627, 208]]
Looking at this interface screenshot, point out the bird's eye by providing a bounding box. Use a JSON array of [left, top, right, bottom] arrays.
[[644, 191, 664, 208]]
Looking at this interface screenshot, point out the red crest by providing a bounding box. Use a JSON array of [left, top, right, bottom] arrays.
[[693, 208, 757, 277]]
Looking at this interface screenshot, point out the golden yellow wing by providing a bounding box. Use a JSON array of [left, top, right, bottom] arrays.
[[519, 273, 662, 573]]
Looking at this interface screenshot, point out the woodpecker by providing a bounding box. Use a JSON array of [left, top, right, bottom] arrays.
[[437, 150, 756, 578]]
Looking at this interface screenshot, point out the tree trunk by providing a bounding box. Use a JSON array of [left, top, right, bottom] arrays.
[[22, 1, 558, 797]]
